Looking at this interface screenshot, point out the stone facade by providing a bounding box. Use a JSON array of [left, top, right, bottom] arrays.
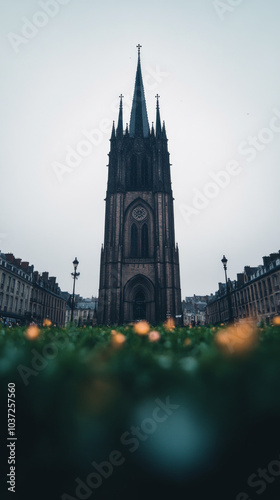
[[206, 251, 280, 324], [64, 296, 98, 326], [182, 296, 209, 326], [0, 252, 66, 326], [98, 50, 182, 325], [0, 252, 32, 324], [30, 271, 66, 326]]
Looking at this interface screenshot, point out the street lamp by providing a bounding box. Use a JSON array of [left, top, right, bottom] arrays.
[[70, 257, 80, 323], [221, 255, 233, 323]]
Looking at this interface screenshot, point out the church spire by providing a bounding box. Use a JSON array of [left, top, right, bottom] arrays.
[[162, 120, 167, 140], [111, 121, 116, 140], [129, 45, 150, 138], [117, 94, 124, 137], [155, 94, 162, 137]]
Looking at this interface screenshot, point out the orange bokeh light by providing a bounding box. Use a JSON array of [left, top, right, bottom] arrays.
[[43, 318, 52, 327], [112, 333, 126, 347], [25, 325, 40, 340], [134, 321, 150, 335], [164, 318, 175, 331], [215, 319, 258, 355]]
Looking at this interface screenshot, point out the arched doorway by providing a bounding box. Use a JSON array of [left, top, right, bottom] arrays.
[[133, 291, 146, 320], [123, 275, 156, 324]]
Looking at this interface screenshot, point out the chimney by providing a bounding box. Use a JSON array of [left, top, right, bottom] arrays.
[[42, 272, 49, 282], [237, 273, 245, 286], [5, 253, 15, 264], [263, 256, 271, 267], [33, 271, 39, 282]]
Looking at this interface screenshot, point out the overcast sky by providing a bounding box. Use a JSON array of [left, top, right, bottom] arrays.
[[1, 0, 280, 299]]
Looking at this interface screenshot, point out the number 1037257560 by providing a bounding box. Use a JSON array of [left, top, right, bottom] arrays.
[[8, 383, 16, 432]]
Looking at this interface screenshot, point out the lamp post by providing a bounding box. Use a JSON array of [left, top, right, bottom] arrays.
[[70, 257, 80, 323], [221, 255, 233, 323]]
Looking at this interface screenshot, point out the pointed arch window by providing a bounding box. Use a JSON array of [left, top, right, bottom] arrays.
[[131, 224, 138, 258], [141, 224, 149, 258]]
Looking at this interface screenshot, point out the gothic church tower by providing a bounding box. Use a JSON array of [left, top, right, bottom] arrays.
[[98, 47, 182, 325]]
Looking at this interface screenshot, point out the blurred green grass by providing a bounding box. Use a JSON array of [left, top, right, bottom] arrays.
[[1, 322, 280, 499]]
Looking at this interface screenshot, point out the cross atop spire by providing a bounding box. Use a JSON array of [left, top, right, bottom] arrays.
[[129, 47, 150, 138], [136, 44, 142, 57], [119, 94, 124, 104], [155, 94, 160, 107]]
